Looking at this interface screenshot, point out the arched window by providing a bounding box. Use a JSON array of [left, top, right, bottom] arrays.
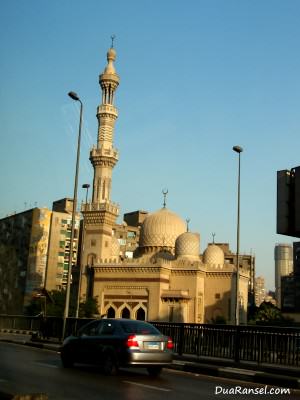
[[107, 306, 115, 318], [121, 307, 130, 319], [136, 307, 145, 321]]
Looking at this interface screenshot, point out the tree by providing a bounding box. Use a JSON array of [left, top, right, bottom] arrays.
[[79, 297, 99, 318], [211, 315, 227, 324], [25, 290, 99, 318], [25, 290, 74, 317], [251, 301, 295, 326]]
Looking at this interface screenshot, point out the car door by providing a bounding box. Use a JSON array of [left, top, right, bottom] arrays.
[[76, 320, 102, 363], [89, 320, 119, 365]]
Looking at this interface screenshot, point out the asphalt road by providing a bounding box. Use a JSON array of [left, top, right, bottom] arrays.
[[0, 342, 298, 400]]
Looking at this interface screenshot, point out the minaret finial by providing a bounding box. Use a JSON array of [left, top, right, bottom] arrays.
[[162, 188, 168, 208], [186, 218, 190, 232], [212, 233, 216, 243], [111, 34, 116, 48]]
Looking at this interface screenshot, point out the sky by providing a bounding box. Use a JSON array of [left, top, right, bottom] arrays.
[[1, 0, 300, 291]]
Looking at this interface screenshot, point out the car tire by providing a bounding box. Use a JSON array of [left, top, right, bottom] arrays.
[[147, 366, 162, 377], [103, 353, 118, 376], [61, 350, 74, 368]]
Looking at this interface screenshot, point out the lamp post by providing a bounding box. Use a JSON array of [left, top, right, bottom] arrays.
[[74, 183, 90, 318], [62, 91, 83, 339], [233, 145, 243, 326], [82, 183, 90, 204]]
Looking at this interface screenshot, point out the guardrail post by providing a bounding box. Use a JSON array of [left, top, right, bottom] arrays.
[[234, 325, 240, 363], [178, 324, 185, 356]]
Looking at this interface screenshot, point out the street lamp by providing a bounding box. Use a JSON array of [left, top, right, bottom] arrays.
[[233, 145, 243, 326], [74, 183, 91, 318], [62, 91, 83, 339], [82, 183, 90, 204]]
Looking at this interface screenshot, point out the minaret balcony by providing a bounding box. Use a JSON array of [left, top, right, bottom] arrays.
[[90, 146, 119, 161], [81, 201, 119, 215], [97, 105, 118, 118]]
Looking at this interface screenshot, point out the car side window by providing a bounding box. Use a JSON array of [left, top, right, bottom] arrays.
[[98, 320, 115, 335], [79, 321, 101, 337]]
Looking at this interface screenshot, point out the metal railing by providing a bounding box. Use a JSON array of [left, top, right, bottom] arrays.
[[1, 315, 300, 366], [152, 322, 300, 366]]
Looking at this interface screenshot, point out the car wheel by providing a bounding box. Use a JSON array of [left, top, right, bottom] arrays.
[[103, 353, 118, 376], [147, 366, 162, 377], [61, 350, 74, 368]]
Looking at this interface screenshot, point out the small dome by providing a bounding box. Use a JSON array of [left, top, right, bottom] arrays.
[[101, 47, 119, 78], [203, 244, 224, 266], [111, 236, 120, 257], [139, 208, 186, 251], [175, 232, 200, 260]]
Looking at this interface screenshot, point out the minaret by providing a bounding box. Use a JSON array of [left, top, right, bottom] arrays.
[[81, 45, 120, 268]]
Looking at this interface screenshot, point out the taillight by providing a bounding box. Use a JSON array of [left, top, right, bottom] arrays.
[[166, 337, 174, 350], [126, 335, 139, 348]]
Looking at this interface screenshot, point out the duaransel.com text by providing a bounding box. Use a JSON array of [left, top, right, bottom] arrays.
[[215, 385, 291, 395]]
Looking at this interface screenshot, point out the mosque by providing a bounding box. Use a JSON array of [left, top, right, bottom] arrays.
[[79, 44, 250, 324]]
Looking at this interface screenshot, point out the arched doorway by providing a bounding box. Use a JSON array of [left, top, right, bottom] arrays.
[[107, 306, 115, 318], [121, 307, 130, 319], [136, 307, 146, 321]]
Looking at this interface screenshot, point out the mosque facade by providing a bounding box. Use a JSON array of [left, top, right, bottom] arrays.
[[79, 45, 250, 324]]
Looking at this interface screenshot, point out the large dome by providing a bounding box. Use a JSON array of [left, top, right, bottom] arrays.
[[139, 208, 186, 252], [175, 232, 200, 260], [203, 244, 224, 267]]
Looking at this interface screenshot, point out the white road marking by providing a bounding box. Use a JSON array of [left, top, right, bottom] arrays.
[[122, 380, 171, 392], [218, 367, 256, 376], [34, 362, 59, 369]]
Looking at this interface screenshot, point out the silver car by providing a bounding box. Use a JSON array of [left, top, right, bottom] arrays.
[[60, 318, 173, 376]]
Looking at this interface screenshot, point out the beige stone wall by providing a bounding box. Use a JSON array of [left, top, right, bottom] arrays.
[[204, 270, 234, 324], [83, 259, 250, 324]]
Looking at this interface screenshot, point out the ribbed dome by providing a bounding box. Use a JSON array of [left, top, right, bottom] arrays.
[[111, 236, 120, 257], [107, 47, 116, 62], [175, 232, 200, 260], [203, 244, 224, 266], [139, 208, 186, 251]]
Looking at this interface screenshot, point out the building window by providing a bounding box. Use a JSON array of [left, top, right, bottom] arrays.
[[127, 231, 136, 238], [215, 293, 221, 299], [91, 239, 96, 247], [125, 251, 133, 259]]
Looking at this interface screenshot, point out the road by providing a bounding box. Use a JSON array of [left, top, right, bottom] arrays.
[[0, 342, 298, 400]]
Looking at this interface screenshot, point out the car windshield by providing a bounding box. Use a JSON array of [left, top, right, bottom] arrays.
[[120, 321, 160, 335]]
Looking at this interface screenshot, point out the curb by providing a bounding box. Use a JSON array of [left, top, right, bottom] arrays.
[[171, 360, 300, 389], [0, 329, 36, 335]]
